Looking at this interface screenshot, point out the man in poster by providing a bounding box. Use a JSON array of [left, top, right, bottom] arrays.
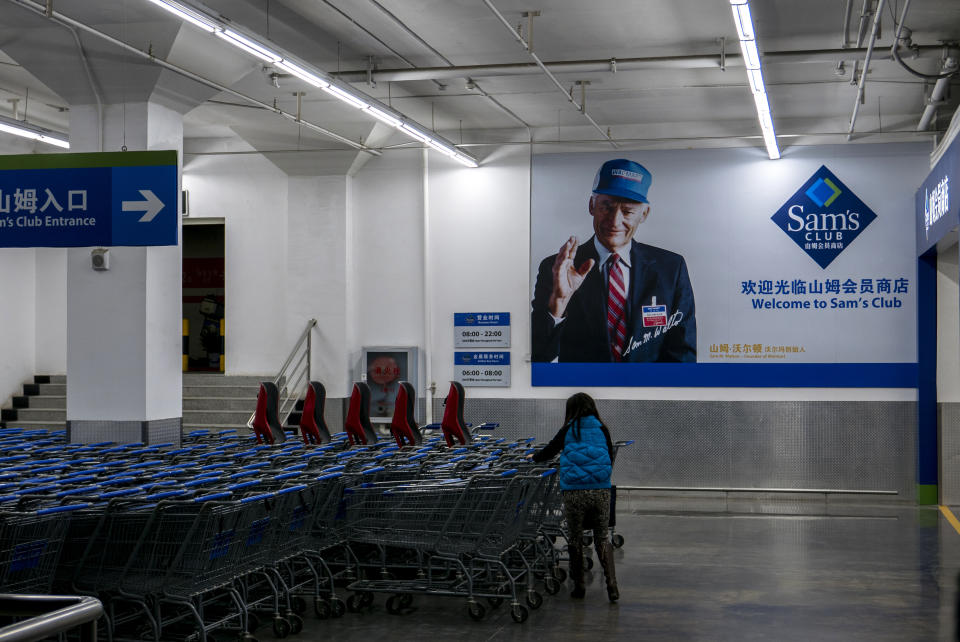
[[531, 159, 697, 363]]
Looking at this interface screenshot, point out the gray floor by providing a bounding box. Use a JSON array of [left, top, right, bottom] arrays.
[[272, 498, 960, 641]]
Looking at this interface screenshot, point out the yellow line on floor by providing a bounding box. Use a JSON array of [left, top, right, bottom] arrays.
[[940, 505, 960, 536]]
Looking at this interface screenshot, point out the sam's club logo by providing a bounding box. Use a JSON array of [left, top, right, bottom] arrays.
[[771, 165, 876, 269]]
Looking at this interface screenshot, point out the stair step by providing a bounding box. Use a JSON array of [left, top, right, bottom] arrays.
[[35, 375, 66, 385], [182, 410, 254, 425], [182, 385, 260, 398], [20, 396, 66, 410], [24, 383, 66, 396], [183, 397, 256, 411], [14, 408, 67, 422], [4, 420, 66, 431], [181, 374, 270, 386]]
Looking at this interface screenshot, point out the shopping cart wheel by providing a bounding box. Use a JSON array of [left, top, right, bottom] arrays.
[[611, 533, 625, 548], [360, 591, 375, 607], [399, 594, 413, 608], [386, 595, 403, 614], [330, 597, 346, 618], [584, 555, 594, 571], [486, 596, 503, 608], [552, 566, 567, 583], [271, 617, 291, 639], [314, 599, 331, 620], [290, 596, 307, 614], [466, 601, 486, 621], [346, 593, 366, 612], [287, 614, 303, 635], [526, 591, 543, 610], [510, 604, 529, 623], [543, 576, 560, 595]]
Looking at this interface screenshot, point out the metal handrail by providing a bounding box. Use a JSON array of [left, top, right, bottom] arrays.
[[0, 594, 103, 641], [247, 318, 317, 430]]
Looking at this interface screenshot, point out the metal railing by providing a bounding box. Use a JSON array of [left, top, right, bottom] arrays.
[[247, 318, 317, 430], [0, 594, 103, 642]]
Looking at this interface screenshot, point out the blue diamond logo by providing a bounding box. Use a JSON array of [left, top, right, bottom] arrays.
[[771, 165, 876, 269]]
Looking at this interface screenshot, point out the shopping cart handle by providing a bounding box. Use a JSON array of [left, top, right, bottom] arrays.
[[277, 484, 308, 495], [540, 468, 557, 477], [37, 503, 90, 515], [407, 453, 428, 462], [423, 423, 441, 430], [228, 480, 259, 491], [373, 453, 393, 461], [19, 484, 58, 494], [56, 485, 102, 498], [321, 465, 346, 473], [361, 467, 385, 475], [273, 472, 301, 481], [499, 469, 518, 477], [229, 470, 259, 480], [194, 491, 231, 502], [315, 472, 343, 481], [475, 422, 499, 430], [146, 489, 190, 500], [281, 464, 307, 472], [182, 478, 222, 488], [99, 487, 144, 499], [240, 492, 276, 504], [617, 440, 635, 447], [0, 495, 19, 503]]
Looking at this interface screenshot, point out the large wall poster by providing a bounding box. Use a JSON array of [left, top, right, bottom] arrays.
[[530, 147, 920, 387]]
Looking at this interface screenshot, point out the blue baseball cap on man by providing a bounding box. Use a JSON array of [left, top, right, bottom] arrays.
[[591, 158, 652, 204]]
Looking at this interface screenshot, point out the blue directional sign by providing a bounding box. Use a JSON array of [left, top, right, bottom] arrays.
[[0, 151, 178, 247]]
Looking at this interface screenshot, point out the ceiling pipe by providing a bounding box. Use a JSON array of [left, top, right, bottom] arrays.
[[4, 0, 380, 155], [847, 0, 886, 141], [480, 0, 617, 148], [363, 0, 532, 132], [917, 57, 958, 131], [330, 45, 944, 84]]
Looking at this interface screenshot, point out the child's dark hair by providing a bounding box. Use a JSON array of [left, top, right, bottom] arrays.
[[564, 392, 604, 439]]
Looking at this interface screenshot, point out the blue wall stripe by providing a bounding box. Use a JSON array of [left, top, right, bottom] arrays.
[[532, 362, 917, 388]]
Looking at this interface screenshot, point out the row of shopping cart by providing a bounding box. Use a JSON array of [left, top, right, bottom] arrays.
[[0, 426, 574, 640]]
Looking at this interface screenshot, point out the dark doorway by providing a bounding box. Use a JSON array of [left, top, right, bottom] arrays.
[[182, 221, 225, 372]]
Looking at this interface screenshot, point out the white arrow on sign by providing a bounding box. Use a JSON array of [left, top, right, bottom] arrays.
[[122, 189, 164, 222]]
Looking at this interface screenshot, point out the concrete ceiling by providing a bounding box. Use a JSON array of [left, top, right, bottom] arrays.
[[0, 0, 957, 173]]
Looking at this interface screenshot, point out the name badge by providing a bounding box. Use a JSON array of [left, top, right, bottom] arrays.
[[642, 304, 668, 327]]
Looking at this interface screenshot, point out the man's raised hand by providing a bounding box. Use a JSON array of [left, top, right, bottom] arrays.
[[548, 236, 595, 318]]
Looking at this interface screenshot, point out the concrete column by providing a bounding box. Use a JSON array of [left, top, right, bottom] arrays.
[[66, 102, 183, 444]]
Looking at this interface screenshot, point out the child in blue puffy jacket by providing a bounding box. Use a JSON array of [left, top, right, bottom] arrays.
[[532, 392, 619, 602]]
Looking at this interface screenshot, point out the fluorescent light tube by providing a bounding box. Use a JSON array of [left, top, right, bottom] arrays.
[[216, 29, 282, 63], [747, 68, 764, 94], [453, 154, 479, 168], [739, 38, 761, 70], [426, 139, 458, 157], [322, 84, 370, 110], [400, 123, 432, 144], [364, 105, 402, 128], [731, 4, 755, 40], [275, 60, 329, 88], [144, 0, 218, 32], [0, 120, 69, 149]]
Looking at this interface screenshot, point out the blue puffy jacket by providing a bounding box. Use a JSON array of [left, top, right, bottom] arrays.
[[558, 416, 612, 491]]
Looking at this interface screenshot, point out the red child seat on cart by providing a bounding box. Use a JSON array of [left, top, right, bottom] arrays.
[[344, 381, 378, 445], [252, 381, 287, 445], [390, 381, 422, 448], [440, 381, 470, 447], [300, 381, 332, 445]]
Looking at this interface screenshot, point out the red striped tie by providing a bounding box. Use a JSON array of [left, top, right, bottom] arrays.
[[606, 255, 628, 361]]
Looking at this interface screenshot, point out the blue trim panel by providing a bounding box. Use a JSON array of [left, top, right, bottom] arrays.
[[917, 252, 937, 487], [532, 362, 917, 388]]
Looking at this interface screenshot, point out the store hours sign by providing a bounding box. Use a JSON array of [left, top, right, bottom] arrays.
[[454, 312, 510, 348]]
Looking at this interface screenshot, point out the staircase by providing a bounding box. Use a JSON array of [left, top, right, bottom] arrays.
[[1, 373, 271, 434]]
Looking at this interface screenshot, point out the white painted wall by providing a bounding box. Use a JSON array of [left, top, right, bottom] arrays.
[[938, 243, 960, 402], [34, 248, 66, 375], [182, 148, 289, 375], [288, 175, 350, 397], [350, 149, 425, 387], [0, 249, 35, 405]]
